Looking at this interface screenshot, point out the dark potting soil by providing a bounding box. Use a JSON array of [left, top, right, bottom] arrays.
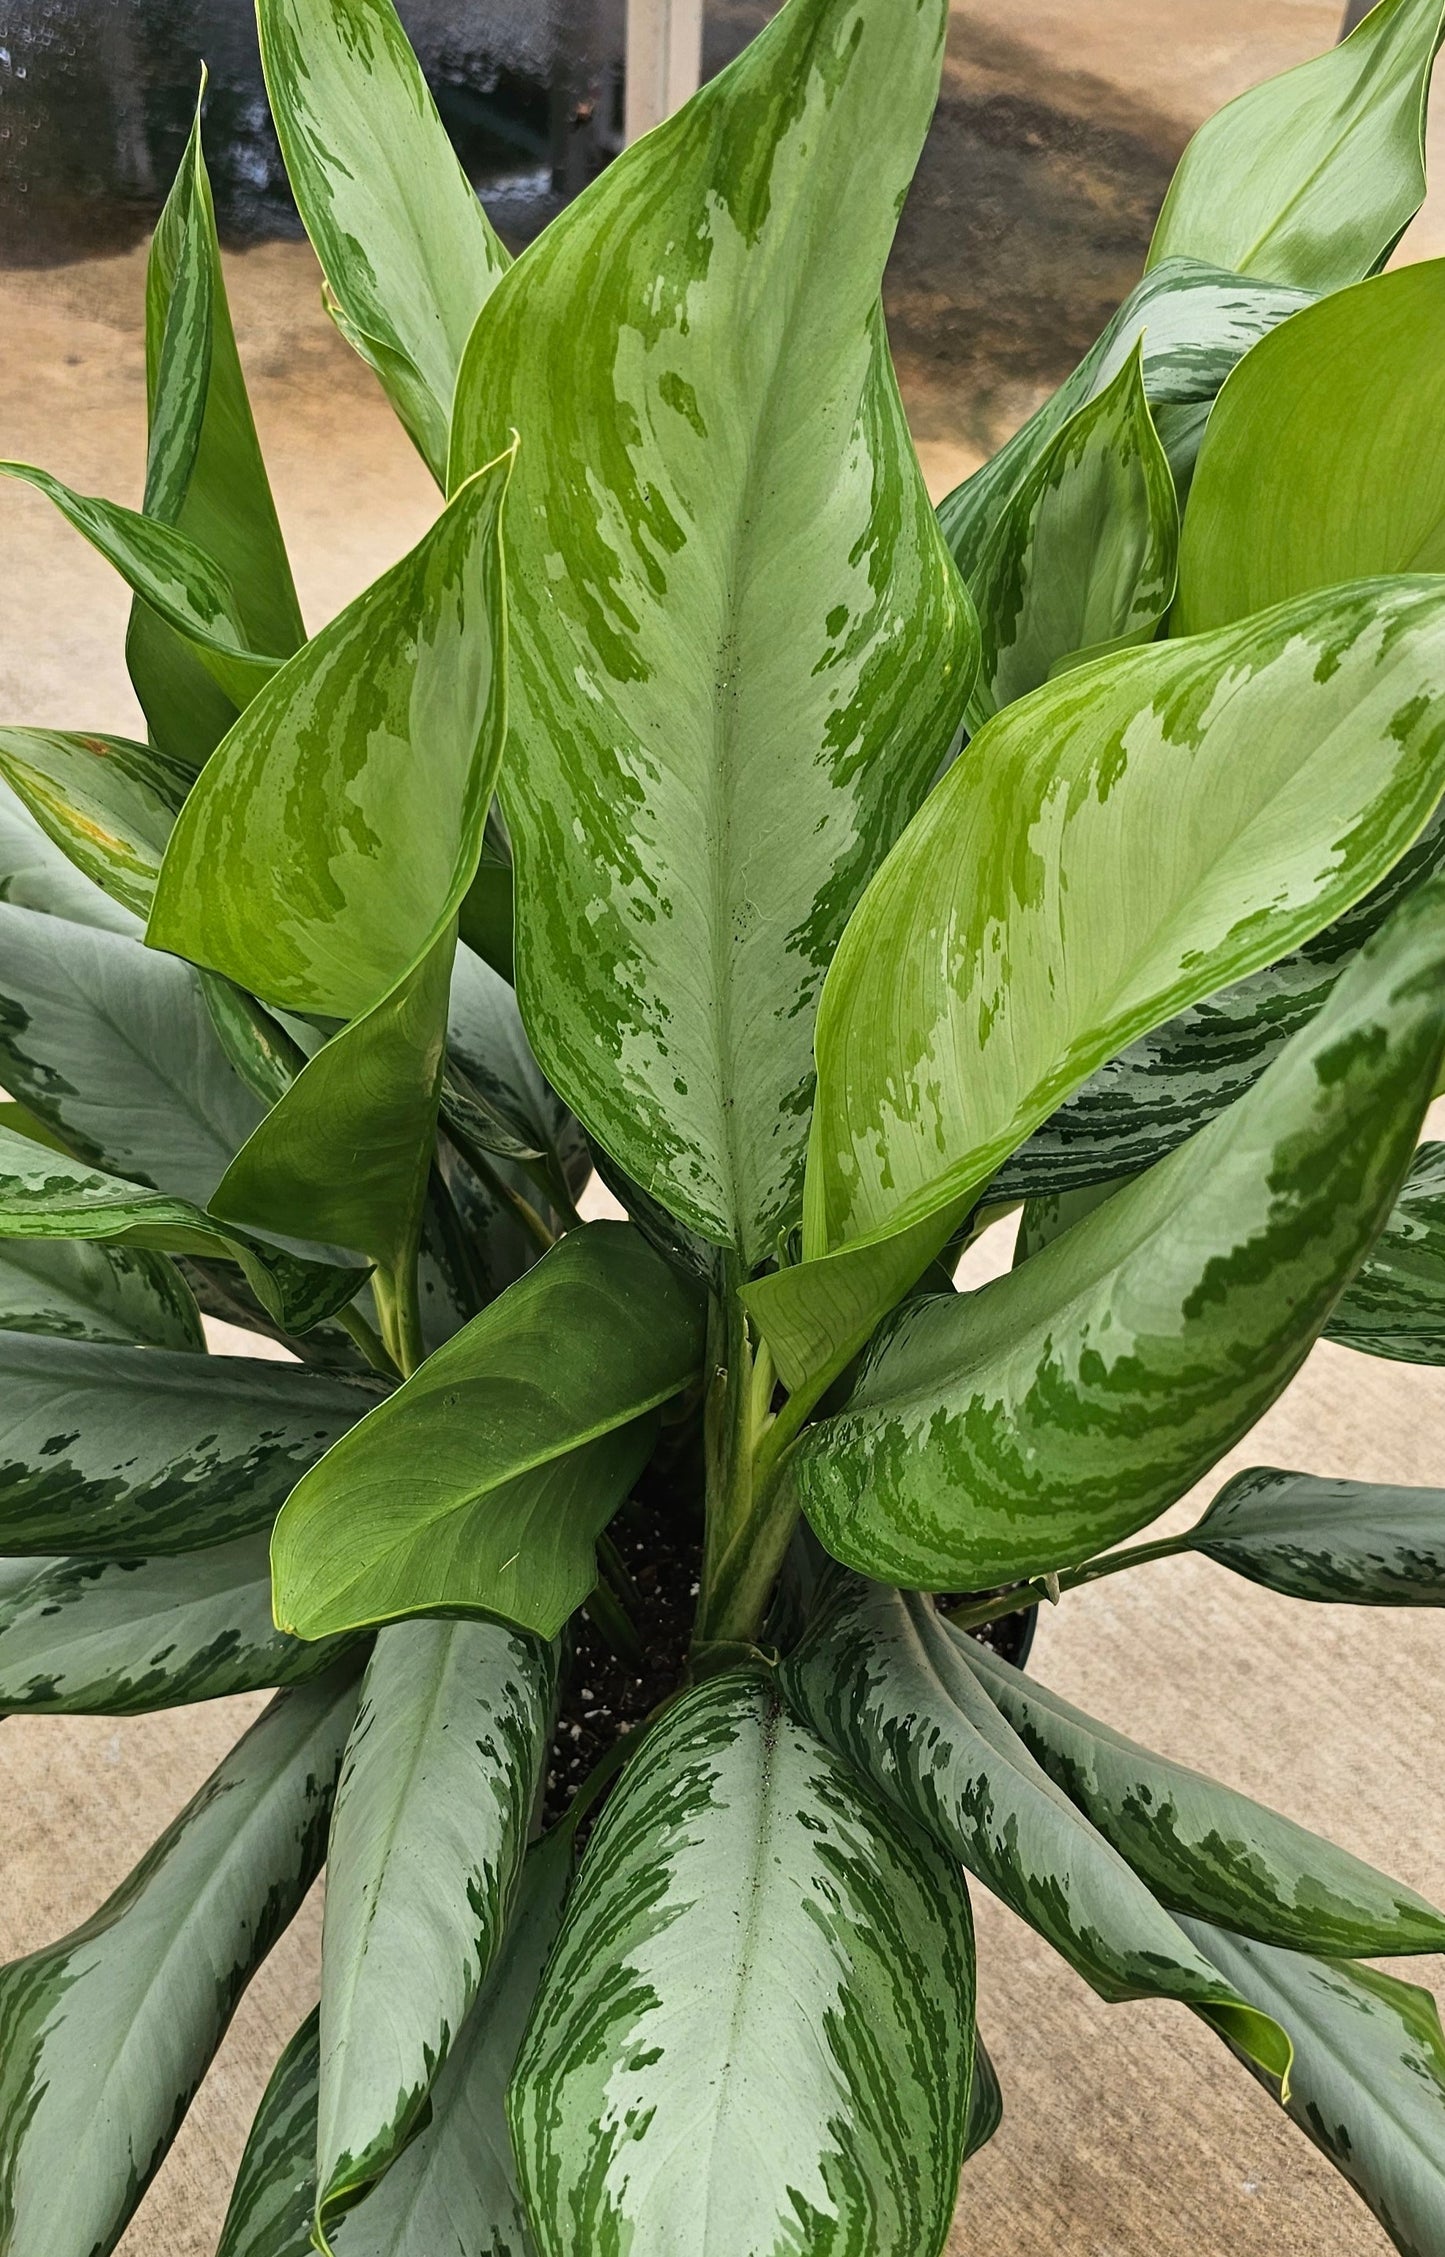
[[542, 1490, 1037, 1828]]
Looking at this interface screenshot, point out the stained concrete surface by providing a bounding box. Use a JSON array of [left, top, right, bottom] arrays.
[[2, 4, 1444, 2251]]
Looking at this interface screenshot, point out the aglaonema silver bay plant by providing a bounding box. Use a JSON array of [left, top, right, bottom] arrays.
[[2, 0, 1445, 2248]]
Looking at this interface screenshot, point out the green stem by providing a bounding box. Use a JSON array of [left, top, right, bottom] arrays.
[[942, 1530, 1192, 1633], [583, 1576, 645, 1664], [336, 1301, 401, 1380], [372, 1252, 425, 1379], [692, 1262, 795, 1665]]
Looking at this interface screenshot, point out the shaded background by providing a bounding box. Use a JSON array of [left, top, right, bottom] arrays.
[[3, 5, 1445, 2254]]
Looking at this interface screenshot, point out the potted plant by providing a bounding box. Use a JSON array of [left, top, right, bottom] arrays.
[[1, 0, 1445, 2249]]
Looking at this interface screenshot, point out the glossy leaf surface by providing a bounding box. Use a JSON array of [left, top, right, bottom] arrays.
[[970, 1644, 1445, 1956], [0, 1536, 356, 1713], [1190, 1467, 1445, 1604], [510, 1668, 975, 2257], [448, 0, 975, 1265], [751, 580, 1445, 1397], [258, 0, 511, 482], [936, 258, 1312, 588], [0, 1669, 357, 2257], [965, 347, 1177, 727], [317, 1617, 555, 2235], [785, 878, 1445, 1585], [1184, 1922, 1445, 2257], [0, 1335, 379, 1556], [272, 1222, 705, 1640], [149, 454, 512, 1269], [782, 1578, 1288, 2062], [130, 101, 305, 764], [1147, 0, 1445, 291], [1176, 262, 1445, 634], [991, 804, 1445, 1199], [219, 1836, 566, 2257], [1325, 1139, 1445, 1363], [0, 729, 187, 918], [0, 1124, 365, 1335], [0, 788, 139, 933]]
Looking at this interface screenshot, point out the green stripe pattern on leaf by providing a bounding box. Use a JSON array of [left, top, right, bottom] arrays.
[[783, 875, 1445, 1586], [0, 1668, 358, 2257], [1325, 1140, 1445, 1364], [1189, 1467, 1445, 1605], [510, 1668, 976, 2257], [316, 1617, 555, 2237], [448, 0, 976, 1266]]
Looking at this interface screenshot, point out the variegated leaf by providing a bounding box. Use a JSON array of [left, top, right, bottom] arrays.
[[968, 1643, 1445, 1956], [510, 1668, 976, 2257], [0, 728, 188, 919], [1188, 1467, 1445, 1605], [0, 1667, 359, 2257], [1326, 1140, 1445, 1364], [0, 1232, 201, 1349], [316, 1618, 555, 2237]]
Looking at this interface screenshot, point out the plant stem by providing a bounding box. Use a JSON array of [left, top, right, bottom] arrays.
[[336, 1301, 401, 1379], [692, 1261, 795, 1666], [372, 1252, 425, 1379], [583, 1575, 645, 1664], [942, 1529, 1192, 1633]]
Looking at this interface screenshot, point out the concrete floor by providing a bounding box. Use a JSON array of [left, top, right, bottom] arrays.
[[2, 4, 1445, 2251]]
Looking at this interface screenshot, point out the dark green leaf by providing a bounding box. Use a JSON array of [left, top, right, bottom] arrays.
[[783, 873, 1445, 1586], [0, 1667, 358, 2257], [1147, 0, 1445, 291], [782, 1577, 1287, 2063], [316, 1617, 555, 2233], [1189, 1466, 1445, 1604], [257, 0, 512, 482], [1183, 1921, 1445, 2257], [1326, 1140, 1445, 1363], [0, 1233, 201, 1349], [969, 1642, 1445, 1956], [0, 1536, 357, 1712], [448, 0, 976, 1266], [963, 2033, 1003, 2163], [0, 1334, 380, 1556], [510, 1669, 976, 2257], [272, 1222, 705, 1640]]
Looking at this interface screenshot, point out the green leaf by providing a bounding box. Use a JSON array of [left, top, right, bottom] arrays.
[[510, 1667, 975, 2257], [316, 1617, 555, 2235], [0, 786, 140, 934], [747, 578, 1445, 1399], [219, 1835, 566, 2257], [965, 346, 1177, 727], [1183, 1922, 1445, 2257], [0, 1233, 202, 1349], [1189, 1466, 1445, 1604], [783, 872, 1445, 1587], [0, 460, 280, 709], [272, 1221, 704, 1641], [0, 1666, 358, 2257], [782, 1576, 1290, 2069], [0, 728, 188, 919], [1325, 1139, 1445, 1363], [1147, 0, 1445, 292], [936, 258, 1312, 589], [0, 1536, 357, 1712], [968, 1642, 1445, 1957], [1176, 262, 1445, 637], [962, 2033, 1003, 2164], [457, 816, 516, 986], [991, 801, 1445, 1200], [0, 1123, 365, 1336], [149, 452, 512, 1273], [0, 1334, 380, 1556], [445, 941, 585, 1188], [257, 0, 511, 483], [130, 98, 305, 765], [448, 0, 976, 1267]]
